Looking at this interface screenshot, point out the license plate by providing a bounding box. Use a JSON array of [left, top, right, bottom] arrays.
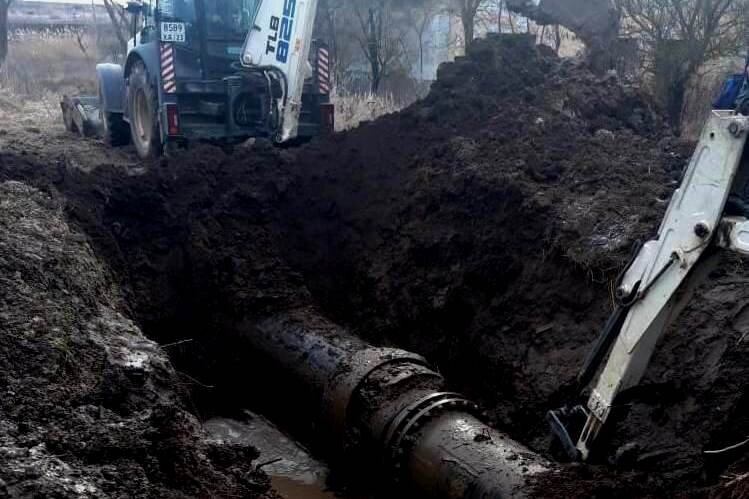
[[161, 22, 186, 43]]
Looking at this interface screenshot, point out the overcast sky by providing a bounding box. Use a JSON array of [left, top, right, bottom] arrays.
[[19, 0, 109, 4]]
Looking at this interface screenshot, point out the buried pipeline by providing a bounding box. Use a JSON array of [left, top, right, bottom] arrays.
[[236, 307, 555, 498]]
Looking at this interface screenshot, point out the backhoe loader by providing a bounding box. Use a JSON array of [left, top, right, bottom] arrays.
[[62, 0, 333, 158]]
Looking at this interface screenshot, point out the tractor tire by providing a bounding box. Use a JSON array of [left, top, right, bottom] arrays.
[[127, 60, 162, 159], [98, 86, 130, 147], [102, 112, 130, 146]]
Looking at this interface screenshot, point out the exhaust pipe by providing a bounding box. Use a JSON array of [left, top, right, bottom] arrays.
[[245, 307, 553, 498]]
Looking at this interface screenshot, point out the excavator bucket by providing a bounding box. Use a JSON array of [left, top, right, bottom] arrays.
[[507, 0, 619, 40], [60, 95, 101, 138], [537, 0, 618, 38], [506, 0, 619, 48]]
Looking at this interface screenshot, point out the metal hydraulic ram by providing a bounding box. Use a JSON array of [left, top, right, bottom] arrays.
[[551, 111, 749, 461]]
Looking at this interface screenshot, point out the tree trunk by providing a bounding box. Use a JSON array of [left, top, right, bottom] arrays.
[[654, 39, 691, 133], [367, 7, 381, 93], [418, 34, 424, 80], [666, 78, 688, 132], [102, 0, 128, 56], [553, 25, 562, 54], [370, 60, 381, 92], [0, 1, 10, 69], [497, 1, 503, 33], [461, 9, 475, 50]]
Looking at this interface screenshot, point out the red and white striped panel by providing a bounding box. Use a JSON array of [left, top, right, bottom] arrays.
[[317, 46, 330, 94], [160, 43, 177, 94]]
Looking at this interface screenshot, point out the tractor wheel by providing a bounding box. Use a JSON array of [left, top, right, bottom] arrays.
[[98, 85, 130, 146], [127, 60, 162, 159]]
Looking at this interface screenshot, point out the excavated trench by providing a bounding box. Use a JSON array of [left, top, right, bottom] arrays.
[[1, 35, 748, 497]]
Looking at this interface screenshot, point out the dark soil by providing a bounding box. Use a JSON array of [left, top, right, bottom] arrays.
[[0, 34, 746, 498], [271, 36, 747, 496], [0, 181, 275, 498]]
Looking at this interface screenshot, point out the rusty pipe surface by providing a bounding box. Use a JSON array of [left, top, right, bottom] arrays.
[[246, 307, 551, 498]]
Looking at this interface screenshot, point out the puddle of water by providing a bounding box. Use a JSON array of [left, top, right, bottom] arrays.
[[204, 412, 337, 499], [271, 476, 339, 499]]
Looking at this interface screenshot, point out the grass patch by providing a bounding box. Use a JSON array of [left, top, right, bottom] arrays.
[[331, 92, 405, 131], [1, 28, 117, 98]]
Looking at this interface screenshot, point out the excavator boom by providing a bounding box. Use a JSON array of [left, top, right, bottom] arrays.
[[551, 111, 749, 460], [242, 0, 321, 142], [506, 0, 619, 69], [506, 0, 619, 42]]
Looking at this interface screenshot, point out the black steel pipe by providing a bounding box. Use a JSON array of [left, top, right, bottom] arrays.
[[406, 413, 548, 498], [247, 307, 552, 497]]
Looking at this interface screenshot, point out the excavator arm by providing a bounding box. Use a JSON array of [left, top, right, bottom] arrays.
[[506, 0, 619, 70], [240, 0, 320, 141], [551, 111, 749, 461], [505, 0, 619, 46]]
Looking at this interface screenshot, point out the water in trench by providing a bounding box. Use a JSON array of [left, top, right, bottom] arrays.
[[205, 412, 339, 499]]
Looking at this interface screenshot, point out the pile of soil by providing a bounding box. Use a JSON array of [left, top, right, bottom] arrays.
[[0, 180, 275, 497], [274, 36, 746, 495], [0, 34, 746, 497]]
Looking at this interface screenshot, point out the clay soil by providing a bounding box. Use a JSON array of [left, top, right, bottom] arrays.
[[0, 35, 747, 498]]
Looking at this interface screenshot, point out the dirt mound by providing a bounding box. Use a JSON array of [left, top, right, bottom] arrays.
[[0, 181, 274, 498], [272, 35, 744, 495]]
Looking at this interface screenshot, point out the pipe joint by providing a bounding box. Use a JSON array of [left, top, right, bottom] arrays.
[[322, 347, 432, 446], [382, 391, 479, 476]]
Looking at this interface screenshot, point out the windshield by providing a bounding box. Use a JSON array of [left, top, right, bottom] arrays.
[[204, 0, 258, 39], [160, 0, 258, 40], [161, 0, 197, 23]]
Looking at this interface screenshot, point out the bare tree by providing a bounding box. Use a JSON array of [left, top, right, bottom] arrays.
[[0, 0, 11, 69], [354, 0, 406, 92], [317, 0, 362, 89], [71, 26, 93, 62], [102, 0, 130, 57], [497, 0, 504, 32], [506, 3, 518, 33], [538, 23, 564, 53], [452, 0, 484, 49], [616, 0, 744, 129], [408, 0, 440, 80]]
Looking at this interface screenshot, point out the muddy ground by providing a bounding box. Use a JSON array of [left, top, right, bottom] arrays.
[[0, 35, 747, 498], [0, 181, 275, 497]]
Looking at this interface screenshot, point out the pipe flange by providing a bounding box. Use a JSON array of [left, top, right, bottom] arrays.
[[322, 347, 430, 445], [382, 391, 479, 478]]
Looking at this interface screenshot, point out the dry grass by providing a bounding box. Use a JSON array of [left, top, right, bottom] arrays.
[[1, 29, 100, 98], [332, 92, 405, 131], [0, 29, 121, 129], [0, 87, 61, 126]]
